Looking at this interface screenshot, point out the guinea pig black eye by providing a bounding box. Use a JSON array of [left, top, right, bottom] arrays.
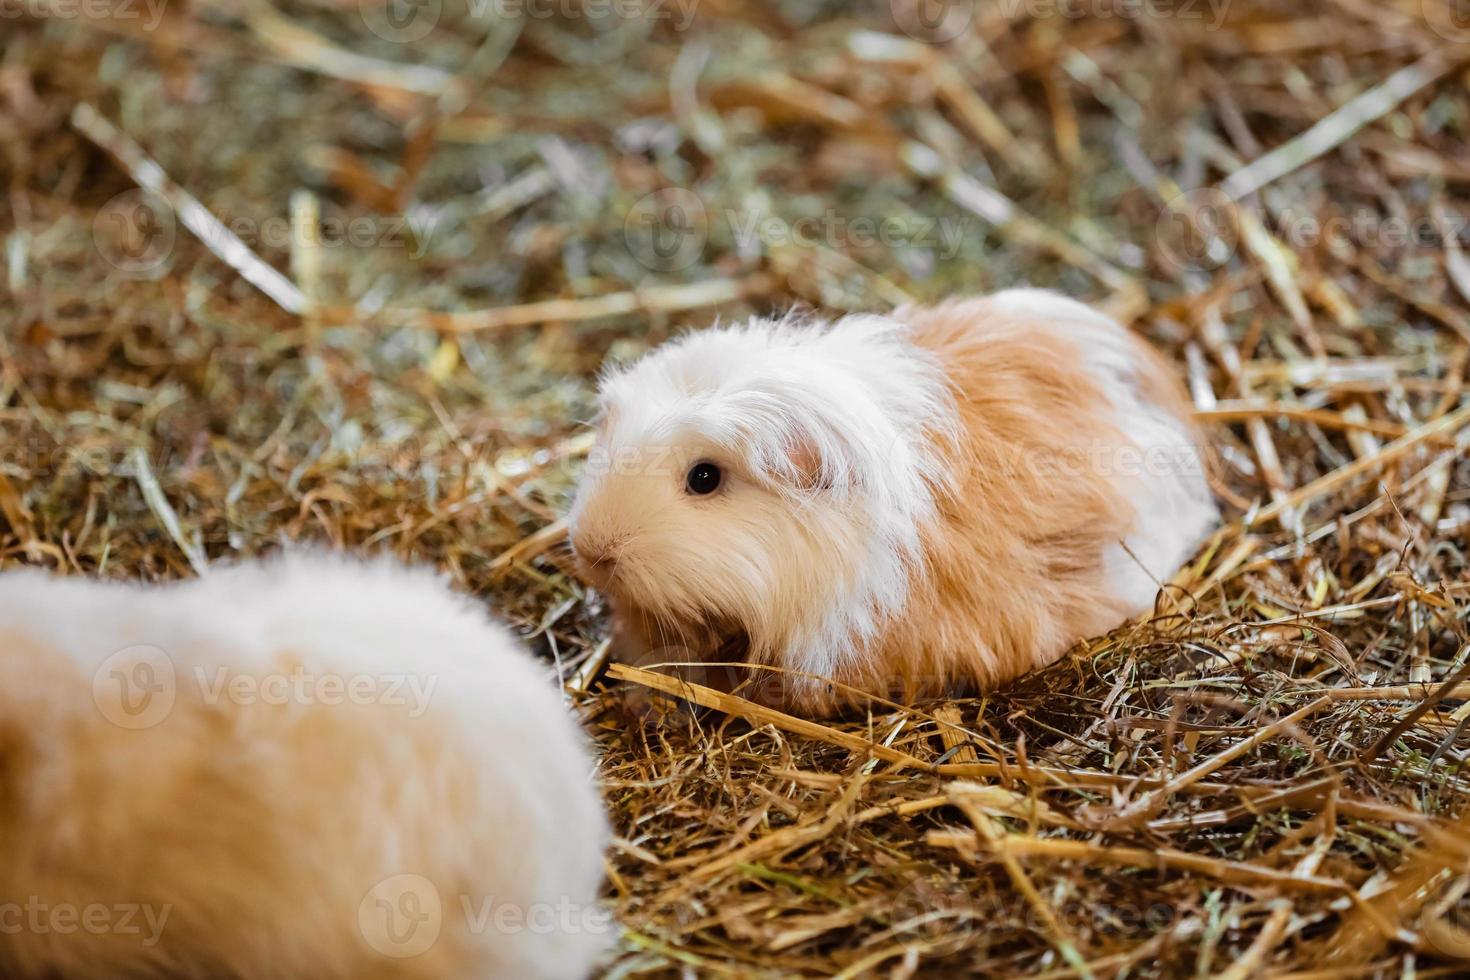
[[685, 462, 722, 496]]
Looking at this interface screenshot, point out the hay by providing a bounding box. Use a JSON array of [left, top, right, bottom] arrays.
[[4, 0, 1470, 975]]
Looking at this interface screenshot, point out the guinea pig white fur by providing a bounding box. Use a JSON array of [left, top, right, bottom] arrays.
[[569, 289, 1217, 715], [0, 553, 610, 980]]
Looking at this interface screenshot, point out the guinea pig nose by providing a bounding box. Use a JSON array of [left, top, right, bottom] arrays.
[[571, 534, 621, 569]]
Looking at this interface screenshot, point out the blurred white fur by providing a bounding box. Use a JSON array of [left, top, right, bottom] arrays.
[[0, 552, 610, 980], [575, 313, 955, 677]]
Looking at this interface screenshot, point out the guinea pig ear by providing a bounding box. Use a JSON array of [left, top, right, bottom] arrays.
[[780, 431, 843, 492]]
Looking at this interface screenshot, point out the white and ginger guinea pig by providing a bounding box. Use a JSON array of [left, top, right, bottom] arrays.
[[0, 553, 610, 980], [570, 289, 1218, 716]]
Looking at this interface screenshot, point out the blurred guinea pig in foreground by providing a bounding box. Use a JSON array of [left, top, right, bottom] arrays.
[[0, 553, 610, 980], [570, 289, 1218, 716]]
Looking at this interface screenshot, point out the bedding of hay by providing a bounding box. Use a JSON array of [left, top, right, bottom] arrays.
[[4, 1, 1470, 975]]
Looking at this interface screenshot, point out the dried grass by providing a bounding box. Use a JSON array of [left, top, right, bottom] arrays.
[[4, 0, 1470, 975]]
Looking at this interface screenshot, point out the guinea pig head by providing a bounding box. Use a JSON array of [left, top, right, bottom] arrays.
[[568, 315, 955, 683]]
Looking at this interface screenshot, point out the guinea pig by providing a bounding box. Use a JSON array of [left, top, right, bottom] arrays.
[[0, 552, 610, 980], [569, 289, 1218, 716]]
